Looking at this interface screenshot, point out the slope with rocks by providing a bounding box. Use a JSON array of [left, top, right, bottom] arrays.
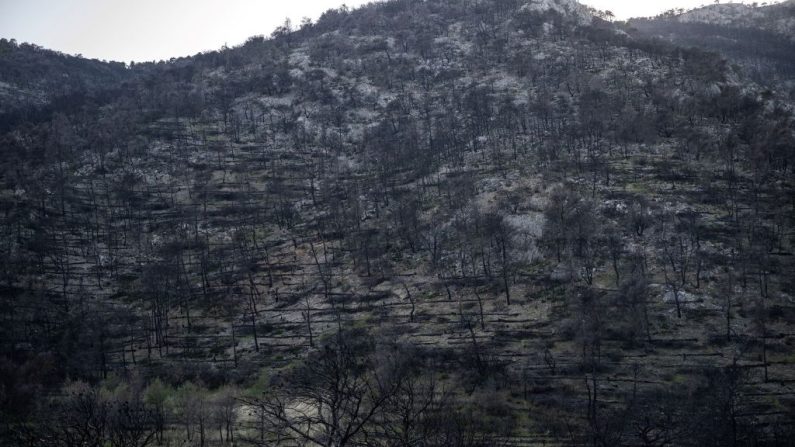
[[1, 0, 794, 445]]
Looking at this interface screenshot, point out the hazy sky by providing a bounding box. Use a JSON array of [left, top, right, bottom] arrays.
[[0, 1, 775, 62]]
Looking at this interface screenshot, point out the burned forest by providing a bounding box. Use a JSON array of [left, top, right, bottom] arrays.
[[1, 0, 794, 445]]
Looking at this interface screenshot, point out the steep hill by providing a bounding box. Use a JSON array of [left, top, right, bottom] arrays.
[[1, 1, 794, 445]]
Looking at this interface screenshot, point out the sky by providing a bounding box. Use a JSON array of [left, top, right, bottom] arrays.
[[0, 0, 778, 62]]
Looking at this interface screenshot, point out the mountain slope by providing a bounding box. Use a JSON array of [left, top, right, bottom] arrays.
[[0, 39, 135, 131], [675, 0, 795, 38], [1, 1, 794, 445], [628, 1, 795, 96]]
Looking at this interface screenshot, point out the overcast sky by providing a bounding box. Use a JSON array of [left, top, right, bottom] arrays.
[[0, 1, 777, 62]]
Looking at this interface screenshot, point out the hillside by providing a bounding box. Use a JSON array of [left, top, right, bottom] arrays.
[[1, 0, 794, 445], [0, 38, 135, 133], [675, 0, 795, 38], [628, 1, 795, 96]]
